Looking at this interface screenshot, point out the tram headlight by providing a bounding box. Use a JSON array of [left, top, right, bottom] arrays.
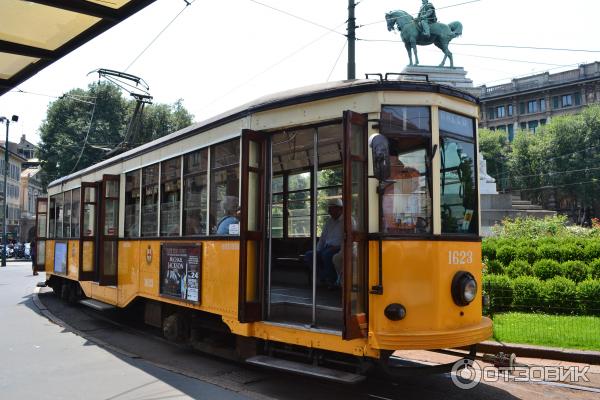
[[451, 271, 478, 306]]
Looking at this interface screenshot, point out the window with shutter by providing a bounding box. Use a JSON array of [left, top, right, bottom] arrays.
[[553, 96, 559, 109]]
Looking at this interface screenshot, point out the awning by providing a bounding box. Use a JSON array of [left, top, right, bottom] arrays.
[[0, 0, 156, 97]]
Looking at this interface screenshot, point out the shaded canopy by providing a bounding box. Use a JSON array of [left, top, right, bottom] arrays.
[[0, 0, 156, 97]]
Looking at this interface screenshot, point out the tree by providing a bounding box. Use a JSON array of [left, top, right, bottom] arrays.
[[38, 82, 194, 187], [478, 128, 510, 190]]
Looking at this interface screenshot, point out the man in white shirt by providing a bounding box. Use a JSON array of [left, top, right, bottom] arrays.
[[305, 198, 344, 288]]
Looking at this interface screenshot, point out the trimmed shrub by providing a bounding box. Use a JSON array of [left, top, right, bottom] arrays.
[[515, 246, 537, 264], [582, 242, 600, 261], [541, 276, 577, 312], [485, 259, 504, 275], [482, 274, 512, 312], [505, 260, 532, 279], [559, 244, 581, 262], [576, 279, 600, 315], [561, 260, 589, 283], [588, 259, 600, 279], [496, 246, 517, 266], [532, 259, 561, 280], [512, 276, 543, 311], [537, 244, 562, 261], [481, 241, 496, 261]]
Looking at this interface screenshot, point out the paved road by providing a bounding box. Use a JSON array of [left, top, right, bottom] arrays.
[[2, 262, 598, 400], [0, 262, 250, 400]]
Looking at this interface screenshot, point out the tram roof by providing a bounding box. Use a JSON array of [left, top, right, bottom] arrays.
[[48, 78, 478, 189], [0, 0, 156, 97]]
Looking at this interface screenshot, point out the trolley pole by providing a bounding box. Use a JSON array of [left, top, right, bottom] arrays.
[[0, 115, 17, 267], [347, 0, 356, 80]]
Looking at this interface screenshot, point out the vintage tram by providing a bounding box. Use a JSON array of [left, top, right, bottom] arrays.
[[35, 76, 492, 382]]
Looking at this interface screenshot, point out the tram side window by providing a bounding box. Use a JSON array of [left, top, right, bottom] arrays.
[[55, 193, 64, 238], [64, 191, 72, 238], [125, 171, 140, 237], [160, 157, 181, 236], [71, 188, 80, 238], [210, 140, 240, 235], [48, 196, 56, 238], [183, 149, 208, 235], [439, 110, 478, 235], [141, 164, 159, 237]]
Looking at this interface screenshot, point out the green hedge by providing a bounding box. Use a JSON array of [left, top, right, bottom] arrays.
[[505, 260, 532, 279], [542, 277, 577, 311], [512, 276, 543, 311], [483, 276, 600, 316], [576, 279, 600, 314], [589, 259, 600, 279], [483, 274, 512, 312], [560, 261, 588, 283], [532, 259, 561, 280]]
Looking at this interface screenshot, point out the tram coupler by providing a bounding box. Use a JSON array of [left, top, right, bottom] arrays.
[[36, 281, 48, 288], [482, 352, 518, 371]]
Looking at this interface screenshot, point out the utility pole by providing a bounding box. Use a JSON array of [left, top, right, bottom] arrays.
[[347, 0, 356, 80], [0, 115, 18, 267]]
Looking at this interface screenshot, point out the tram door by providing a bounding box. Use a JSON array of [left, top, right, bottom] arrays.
[[342, 111, 368, 340], [98, 175, 119, 286], [79, 182, 99, 281], [239, 129, 268, 322], [34, 198, 48, 272], [79, 176, 119, 285]]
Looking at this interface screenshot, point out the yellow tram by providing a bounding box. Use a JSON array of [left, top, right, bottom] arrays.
[[36, 76, 492, 381]]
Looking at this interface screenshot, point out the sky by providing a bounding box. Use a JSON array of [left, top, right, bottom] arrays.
[[1, 0, 599, 145]]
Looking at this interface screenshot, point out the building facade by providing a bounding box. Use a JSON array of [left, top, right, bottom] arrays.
[[20, 165, 43, 242], [478, 62, 600, 139], [0, 147, 27, 241]]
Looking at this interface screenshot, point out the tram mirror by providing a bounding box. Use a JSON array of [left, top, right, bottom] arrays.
[[369, 134, 391, 181]]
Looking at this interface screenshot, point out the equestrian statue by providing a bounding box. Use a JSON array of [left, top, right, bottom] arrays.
[[386, 0, 463, 67]]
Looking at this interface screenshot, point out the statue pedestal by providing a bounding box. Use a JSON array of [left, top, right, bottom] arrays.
[[401, 66, 479, 96]]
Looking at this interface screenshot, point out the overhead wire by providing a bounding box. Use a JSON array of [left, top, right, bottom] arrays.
[[70, 83, 101, 173], [124, 0, 196, 72], [199, 21, 347, 112], [327, 39, 347, 81], [356, 0, 482, 28], [247, 0, 346, 37]]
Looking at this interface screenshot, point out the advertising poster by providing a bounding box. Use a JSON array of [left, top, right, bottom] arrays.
[[54, 242, 67, 274], [160, 243, 202, 303]]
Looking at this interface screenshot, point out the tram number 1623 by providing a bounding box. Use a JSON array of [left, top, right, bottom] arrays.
[[448, 250, 473, 265]]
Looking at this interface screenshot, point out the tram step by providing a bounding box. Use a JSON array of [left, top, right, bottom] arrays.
[[79, 298, 116, 311], [245, 355, 365, 384]]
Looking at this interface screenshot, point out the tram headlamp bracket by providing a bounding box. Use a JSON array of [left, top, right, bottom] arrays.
[[451, 271, 477, 307]]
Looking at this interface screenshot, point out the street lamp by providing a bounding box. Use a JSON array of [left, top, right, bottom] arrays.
[[0, 115, 18, 267]]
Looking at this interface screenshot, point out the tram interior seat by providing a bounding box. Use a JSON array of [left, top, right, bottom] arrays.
[[271, 238, 312, 286]]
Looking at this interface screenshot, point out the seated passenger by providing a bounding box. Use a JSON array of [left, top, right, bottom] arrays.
[[216, 196, 240, 235], [305, 198, 344, 288]]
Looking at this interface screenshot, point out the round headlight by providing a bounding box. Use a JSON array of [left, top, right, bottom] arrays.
[[451, 271, 478, 306]]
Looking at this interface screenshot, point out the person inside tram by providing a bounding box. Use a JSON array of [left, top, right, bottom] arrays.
[[216, 196, 240, 235], [304, 198, 344, 289]]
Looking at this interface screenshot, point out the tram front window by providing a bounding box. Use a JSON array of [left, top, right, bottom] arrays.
[[439, 110, 478, 235], [381, 136, 432, 234]]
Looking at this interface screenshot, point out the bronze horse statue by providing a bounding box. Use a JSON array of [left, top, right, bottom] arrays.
[[385, 10, 462, 67]]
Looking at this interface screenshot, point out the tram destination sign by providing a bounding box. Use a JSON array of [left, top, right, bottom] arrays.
[[160, 243, 202, 303]]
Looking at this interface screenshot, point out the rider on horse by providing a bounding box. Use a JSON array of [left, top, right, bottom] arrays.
[[418, 0, 437, 38]]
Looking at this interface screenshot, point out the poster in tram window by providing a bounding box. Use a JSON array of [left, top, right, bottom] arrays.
[[54, 242, 67, 274], [160, 243, 202, 303]]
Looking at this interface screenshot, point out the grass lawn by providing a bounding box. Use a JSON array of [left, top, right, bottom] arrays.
[[491, 312, 600, 351]]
